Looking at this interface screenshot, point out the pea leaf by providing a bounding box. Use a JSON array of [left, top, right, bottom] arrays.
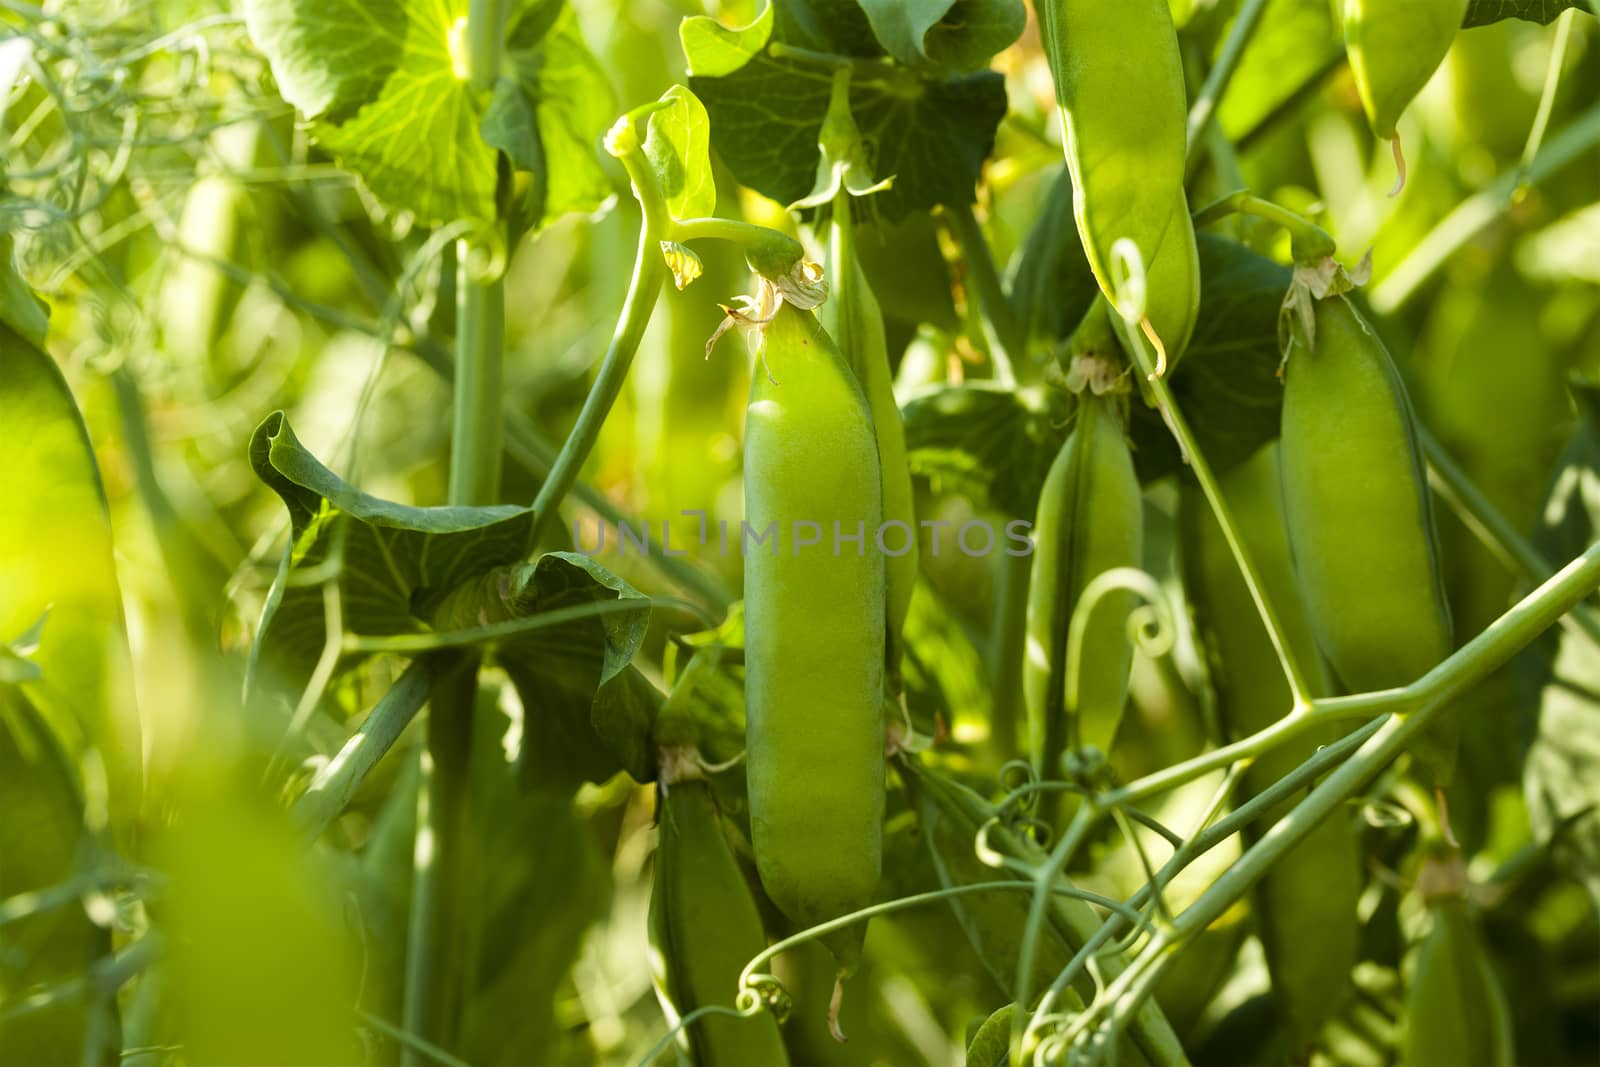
[[1128, 235, 1293, 482], [246, 0, 612, 228], [0, 297, 140, 824], [1463, 0, 1591, 26], [680, 2, 775, 77], [902, 382, 1066, 518], [1517, 382, 1600, 910], [1007, 165, 1098, 350], [905, 236, 1291, 516], [686, 0, 1007, 220], [642, 85, 716, 221], [246, 411, 532, 692], [248, 414, 657, 783], [857, 0, 1025, 74], [1, 233, 48, 348]]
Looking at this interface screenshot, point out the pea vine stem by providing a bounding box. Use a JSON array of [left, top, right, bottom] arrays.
[[526, 117, 669, 549], [1183, 0, 1270, 173], [1190, 190, 1337, 261], [946, 200, 1023, 384], [1076, 537, 1600, 1052], [1120, 308, 1317, 708]]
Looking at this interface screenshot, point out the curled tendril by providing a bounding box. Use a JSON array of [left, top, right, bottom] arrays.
[[735, 973, 792, 1024], [999, 759, 1038, 799], [1358, 796, 1415, 829], [1063, 567, 1175, 725]]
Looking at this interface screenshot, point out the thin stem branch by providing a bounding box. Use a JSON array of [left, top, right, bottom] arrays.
[[1191, 190, 1336, 261]]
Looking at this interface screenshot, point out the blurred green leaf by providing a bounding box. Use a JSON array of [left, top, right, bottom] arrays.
[[0, 314, 139, 825], [1, 235, 48, 348], [680, 2, 774, 78], [857, 0, 1024, 73], [1007, 165, 1098, 350], [902, 381, 1066, 519]]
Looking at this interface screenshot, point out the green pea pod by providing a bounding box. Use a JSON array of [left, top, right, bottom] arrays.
[[1280, 294, 1456, 785], [1346, 0, 1469, 141], [1035, 0, 1199, 367], [1402, 895, 1514, 1067], [821, 194, 918, 660], [1178, 443, 1362, 1052], [650, 774, 791, 1066], [1024, 392, 1143, 783], [903, 759, 1181, 1066], [744, 303, 886, 967]]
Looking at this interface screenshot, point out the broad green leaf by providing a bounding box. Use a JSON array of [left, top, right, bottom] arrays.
[[680, 2, 774, 77], [771, 0, 883, 55], [0, 315, 140, 822], [499, 553, 659, 787], [1518, 383, 1600, 910], [241, 0, 403, 121], [247, 411, 532, 690], [247, 0, 612, 227], [1127, 235, 1293, 482], [905, 236, 1291, 513], [691, 58, 1005, 220], [857, 0, 1024, 74], [0, 689, 109, 1063], [1464, 0, 1590, 26], [1007, 165, 1098, 350], [903, 382, 1065, 519], [642, 85, 716, 221]]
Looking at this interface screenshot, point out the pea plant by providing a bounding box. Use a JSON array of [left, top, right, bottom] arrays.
[[3, 0, 1600, 1064]]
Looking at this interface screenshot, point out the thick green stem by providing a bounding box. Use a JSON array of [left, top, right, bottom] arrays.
[[465, 0, 510, 91], [448, 252, 505, 506], [1191, 190, 1336, 262], [1120, 304, 1317, 706], [527, 226, 666, 547], [946, 200, 1022, 383], [670, 216, 804, 277]]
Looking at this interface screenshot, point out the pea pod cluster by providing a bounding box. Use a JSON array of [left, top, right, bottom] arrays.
[[649, 766, 791, 1066], [1034, 0, 1199, 371], [1024, 388, 1143, 787], [1280, 292, 1456, 785], [743, 302, 886, 966], [1179, 443, 1362, 1052]]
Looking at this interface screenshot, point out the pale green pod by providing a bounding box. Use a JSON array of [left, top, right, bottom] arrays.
[[650, 776, 791, 1066], [1036, 0, 1200, 366], [1402, 896, 1514, 1067], [1024, 394, 1144, 779], [743, 304, 886, 951], [821, 200, 918, 656], [1280, 294, 1455, 783], [1346, 0, 1469, 140]]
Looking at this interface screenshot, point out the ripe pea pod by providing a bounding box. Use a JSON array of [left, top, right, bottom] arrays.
[[1279, 292, 1456, 786], [744, 302, 886, 970], [819, 184, 918, 662], [650, 762, 791, 1066], [1024, 385, 1143, 785], [1034, 0, 1200, 370], [1346, 0, 1468, 145], [1402, 879, 1514, 1066], [902, 759, 1182, 1066], [1178, 442, 1363, 1052]]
